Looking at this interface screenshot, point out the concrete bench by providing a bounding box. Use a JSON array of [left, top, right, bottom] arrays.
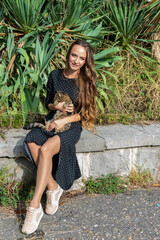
[[0, 124, 160, 190]]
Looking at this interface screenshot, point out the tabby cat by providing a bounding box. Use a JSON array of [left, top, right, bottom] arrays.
[[24, 91, 73, 133]]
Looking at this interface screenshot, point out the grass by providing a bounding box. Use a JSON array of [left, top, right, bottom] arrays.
[[0, 165, 21, 208], [128, 164, 153, 188], [83, 173, 127, 195], [96, 55, 160, 125], [0, 163, 158, 209], [0, 113, 23, 129], [83, 165, 157, 195], [0, 165, 46, 209]]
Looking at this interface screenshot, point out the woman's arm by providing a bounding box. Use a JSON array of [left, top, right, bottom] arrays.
[[48, 103, 58, 111], [48, 102, 74, 113], [61, 113, 81, 124], [48, 113, 81, 131]]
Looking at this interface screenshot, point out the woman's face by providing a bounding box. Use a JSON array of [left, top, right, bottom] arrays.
[[68, 44, 86, 72]]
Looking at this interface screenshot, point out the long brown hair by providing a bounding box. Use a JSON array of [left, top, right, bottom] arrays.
[[65, 40, 97, 131]]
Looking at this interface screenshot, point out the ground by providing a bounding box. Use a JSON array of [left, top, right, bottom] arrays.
[[0, 188, 160, 240]]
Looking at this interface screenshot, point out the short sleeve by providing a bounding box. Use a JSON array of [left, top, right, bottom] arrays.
[[45, 71, 55, 110]]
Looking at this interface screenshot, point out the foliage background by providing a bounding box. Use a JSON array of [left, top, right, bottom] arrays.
[[0, 0, 160, 127]]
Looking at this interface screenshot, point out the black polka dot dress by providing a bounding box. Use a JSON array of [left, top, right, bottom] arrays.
[[24, 69, 82, 190]]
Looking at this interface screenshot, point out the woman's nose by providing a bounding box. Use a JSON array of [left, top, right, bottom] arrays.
[[75, 57, 79, 63]]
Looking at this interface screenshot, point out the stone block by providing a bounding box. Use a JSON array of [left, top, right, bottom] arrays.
[[76, 129, 105, 152], [88, 147, 160, 181], [0, 129, 28, 157], [89, 149, 131, 178], [131, 147, 160, 181], [96, 123, 160, 149], [0, 157, 36, 181]]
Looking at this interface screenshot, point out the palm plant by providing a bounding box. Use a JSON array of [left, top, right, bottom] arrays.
[[41, 0, 106, 69], [145, 0, 160, 31], [103, 0, 152, 59], [44, 0, 104, 43], [3, 0, 45, 34], [0, 31, 62, 123], [0, 0, 122, 123], [45, 0, 102, 27]]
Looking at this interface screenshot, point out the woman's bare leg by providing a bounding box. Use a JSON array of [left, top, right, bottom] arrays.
[[28, 135, 60, 208], [27, 142, 58, 190]]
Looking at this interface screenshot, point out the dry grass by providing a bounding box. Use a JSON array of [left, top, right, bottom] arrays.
[[128, 167, 153, 188], [98, 54, 160, 124]]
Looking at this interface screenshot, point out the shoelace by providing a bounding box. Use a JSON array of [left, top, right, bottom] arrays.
[[47, 192, 52, 204], [25, 208, 35, 222], [47, 187, 60, 204]]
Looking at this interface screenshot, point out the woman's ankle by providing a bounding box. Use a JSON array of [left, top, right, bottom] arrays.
[[47, 183, 58, 191], [30, 200, 41, 209]]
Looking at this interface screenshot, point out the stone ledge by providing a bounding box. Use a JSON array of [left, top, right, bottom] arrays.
[[0, 128, 106, 158], [1, 123, 160, 157], [0, 124, 160, 190]]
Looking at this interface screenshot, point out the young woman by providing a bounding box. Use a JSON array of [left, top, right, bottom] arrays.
[[22, 39, 97, 234]]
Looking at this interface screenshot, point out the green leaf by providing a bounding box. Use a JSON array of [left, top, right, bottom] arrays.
[[94, 47, 119, 60], [7, 30, 15, 60], [16, 48, 29, 66], [14, 76, 21, 94], [96, 96, 104, 113], [95, 60, 114, 68]]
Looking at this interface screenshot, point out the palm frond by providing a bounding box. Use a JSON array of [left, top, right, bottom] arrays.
[[3, 0, 45, 33]]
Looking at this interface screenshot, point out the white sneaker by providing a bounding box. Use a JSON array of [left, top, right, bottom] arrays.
[[22, 204, 44, 235], [46, 185, 63, 215]]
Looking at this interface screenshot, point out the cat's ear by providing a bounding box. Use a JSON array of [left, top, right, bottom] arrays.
[[58, 90, 62, 95]]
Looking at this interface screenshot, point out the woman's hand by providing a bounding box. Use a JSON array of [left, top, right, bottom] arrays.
[[55, 102, 74, 113], [47, 113, 81, 131], [48, 118, 67, 131]]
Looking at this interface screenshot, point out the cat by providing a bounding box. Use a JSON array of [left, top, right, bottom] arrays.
[[24, 91, 73, 133]]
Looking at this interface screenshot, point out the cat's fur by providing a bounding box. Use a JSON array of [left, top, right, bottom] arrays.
[[24, 91, 73, 133]]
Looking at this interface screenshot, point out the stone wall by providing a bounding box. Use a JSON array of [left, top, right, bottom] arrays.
[[0, 124, 160, 190]]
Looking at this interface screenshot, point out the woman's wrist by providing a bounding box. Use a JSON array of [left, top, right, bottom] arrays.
[[48, 103, 57, 111], [63, 114, 81, 124]]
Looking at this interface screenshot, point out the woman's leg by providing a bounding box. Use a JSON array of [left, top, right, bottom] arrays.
[[27, 142, 58, 190], [29, 135, 61, 208]]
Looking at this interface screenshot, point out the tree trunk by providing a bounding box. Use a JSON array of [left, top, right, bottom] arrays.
[[152, 32, 160, 62]]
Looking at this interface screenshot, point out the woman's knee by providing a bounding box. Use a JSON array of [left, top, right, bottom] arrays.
[[39, 136, 60, 159], [39, 144, 51, 159]]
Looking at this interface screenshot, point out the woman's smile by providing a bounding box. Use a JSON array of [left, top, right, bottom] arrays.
[[68, 45, 86, 72]]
